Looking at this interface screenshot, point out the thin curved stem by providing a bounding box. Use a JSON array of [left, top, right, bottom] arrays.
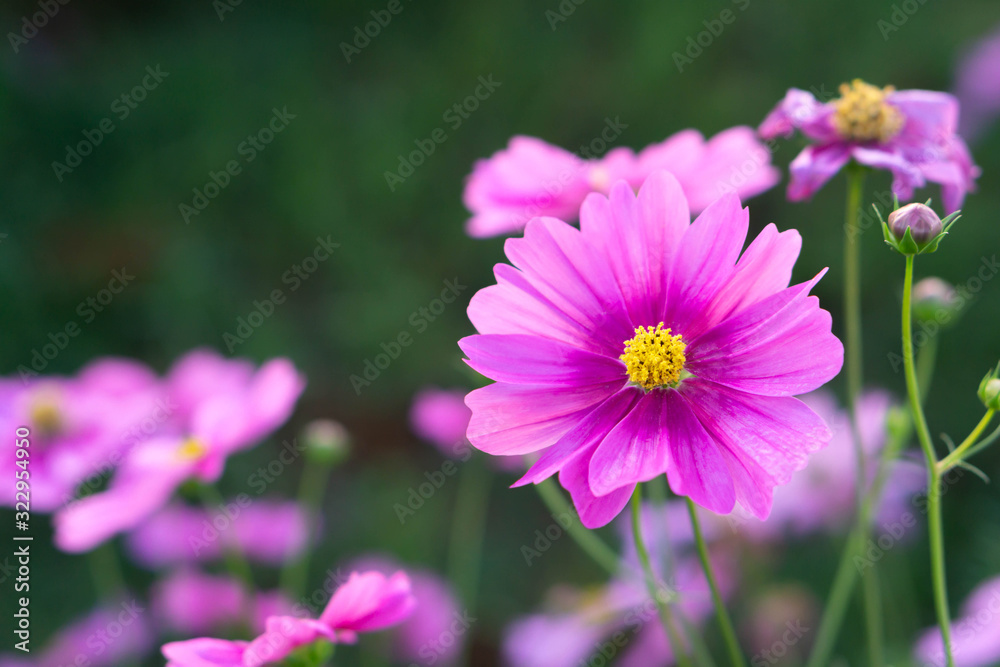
[[534, 479, 620, 576], [937, 410, 996, 472], [279, 455, 333, 598], [686, 498, 745, 667], [632, 489, 694, 667], [903, 255, 955, 667], [446, 456, 491, 615]]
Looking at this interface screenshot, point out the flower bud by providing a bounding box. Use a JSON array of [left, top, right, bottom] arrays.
[[980, 378, 1000, 411], [888, 203, 943, 244], [912, 277, 960, 326], [302, 419, 350, 465]]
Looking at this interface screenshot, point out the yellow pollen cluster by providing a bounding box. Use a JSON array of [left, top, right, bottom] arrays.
[[832, 79, 905, 143], [620, 323, 687, 391], [177, 437, 208, 461], [29, 394, 63, 437]]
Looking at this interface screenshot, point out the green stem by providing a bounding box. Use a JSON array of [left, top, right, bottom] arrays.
[[446, 456, 491, 615], [686, 498, 745, 667], [917, 334, 939, 404], [902, 255, 955, 667], [534, 479, 620, 576], [87, 542, 127, 599], [937, 410, 996, 472], [279, 456, 333, 598], [198, 484, 256, 607], [632, 489, 694, 667]]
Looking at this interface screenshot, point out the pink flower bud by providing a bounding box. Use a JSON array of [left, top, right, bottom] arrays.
[[888, 203, 943, 244]]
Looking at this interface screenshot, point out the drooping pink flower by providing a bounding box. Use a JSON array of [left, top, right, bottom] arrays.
[[126, 500, 311, 568], [161, 570, 416, 667], [54, 350, 305, 553], [460, 171, 842, 528], [0, 358, 163, 512], [955, 24, 1000, 141], [914, 575, 1000, 667], [759, 80, 979, 213], [463, 127, 779, 238]]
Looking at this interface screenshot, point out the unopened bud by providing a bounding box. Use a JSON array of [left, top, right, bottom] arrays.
[[302, 419, 350, 465], [912, 277, 960, 325], [888, 203, 943, 244], [981, 378, 1000, 411]]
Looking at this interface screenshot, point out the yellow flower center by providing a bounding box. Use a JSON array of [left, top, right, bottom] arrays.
[[620, 323, 687, 391], [832, 79, 905, 143], [177, 437, 208, 461], [28, 393, 63, 437]]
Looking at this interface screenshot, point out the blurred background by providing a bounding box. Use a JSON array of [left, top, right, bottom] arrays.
[[3, 0, 1000, 665]]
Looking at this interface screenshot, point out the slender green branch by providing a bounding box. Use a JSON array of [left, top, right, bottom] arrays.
[[198, 484, 256, 604], [534, 479, 620, 576], [446, 456, 491, 614], [937, 410, 996, 472], [280, 455, 333, 598], [632, 489, 694, 667], [902, 255, 955, 667], [686, 498, 745, 667]]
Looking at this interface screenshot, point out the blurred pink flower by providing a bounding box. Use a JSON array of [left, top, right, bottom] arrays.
[[153, 569, 246, 636], [409, 387, 473, 457], [914, 575, 1000, 667], [461, 171, 841, 528], [0, 358, 162, 512], [126, 500, 311, 568], [955, 24, 1000, 141], [161, 570, 416, 667], [0, 602, 153, 667], [759, 80, 979, 213], [463, 127, 779, 238], [54, 350, 305, 553]]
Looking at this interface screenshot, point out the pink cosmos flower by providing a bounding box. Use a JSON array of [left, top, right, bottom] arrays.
[[153, 569, 247, 636], [914, 575, 1000, 667], [410, 386, 474, 457], [460, 171, 842, 528], [54, 350, 305, 553], [463, 127, 779, 238], [955, 24, 1000, 141], [126, 500, 312, 568], [161, 570, 416, 667], [0, 358, 163, 512], [759, 80, 979, 213]]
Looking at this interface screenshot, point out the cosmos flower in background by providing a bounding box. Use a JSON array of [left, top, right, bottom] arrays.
[[759, 80, 979, 212], [0, 602, 154, 667], [54, 350, 305, 553], [463, 127, 779, 238], [409, 386, 474, 457], [913, 574, 1000, 667], [955, 24, 1000, 141], [161, 570, 416, 667], [0, 357, 162, 512], [348, 555, 466, 666], [461, 171, 842, 528], [126, 500, 312, 568]]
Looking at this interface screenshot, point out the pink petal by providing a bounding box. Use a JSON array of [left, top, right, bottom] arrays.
[[687, 271, 843, 397], [460, 334, 624, 387], [588, 391, 674, 496], [558, 447, 635, 529], [244, 617, 335, 667], [890, 90, 960, 148], [659, 390, 736, 514], [850, 146, 925, 201], [514, 389, 641, 487], [578, 172, 689, 327], [663, 192, 748, 336], [320, 571, 417, 633], [162, 638, 248, 667], [787, 144, 851, 201], [675, 126, 782, 211], [679, 379, 832, 518], [465, 381, 620, 456]]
